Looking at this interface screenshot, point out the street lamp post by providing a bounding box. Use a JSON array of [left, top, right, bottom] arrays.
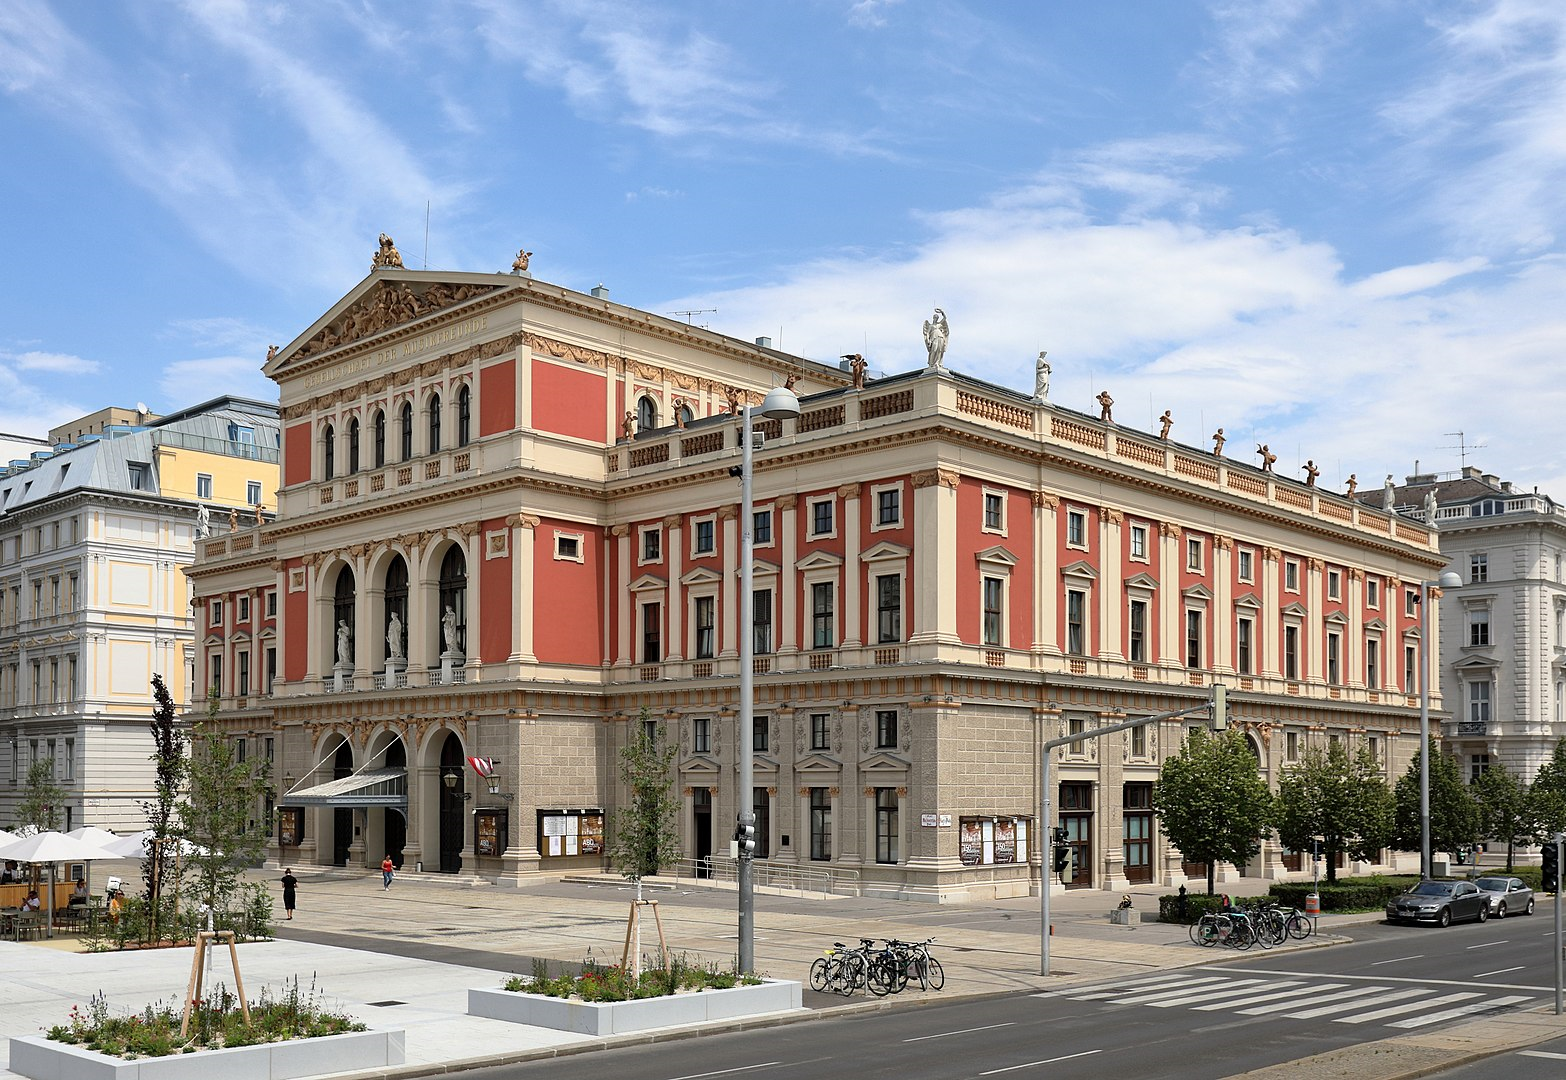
[[737, 385, 800, 974], [1418, 570, 1464, 879]]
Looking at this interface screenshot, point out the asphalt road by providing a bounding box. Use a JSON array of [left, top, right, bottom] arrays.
[[455, 913, 1565, 1080]]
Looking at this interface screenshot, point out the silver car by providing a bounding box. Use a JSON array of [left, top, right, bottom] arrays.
[[1474, 875, 1535, 917]]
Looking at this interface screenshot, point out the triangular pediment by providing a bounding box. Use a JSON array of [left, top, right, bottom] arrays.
[[796, 753, 841, 772], [258, 626, 278, 640], [681, 566, 722, 586], [1182, 583, 1214, 601], [268, 269, 517, 375], [203, 633, 223, 646], [1325, 610, 1348, 625], [1125, 572, 1159, 591], [1234, 592, 1262, 609], [628, 573, 668, 592], [681, 755, 721, 774], [230, 630, 252, 644], [1364, 617, 1387, 631], [1454, 654, 1497, 670], [976, 545, 1018, 567], [796, 550, 844, 571], [1061, 560, 1098, 581], [860, 751, 910, 771], [1282, 602, 1308, 617], [861, 540, 912, 563]]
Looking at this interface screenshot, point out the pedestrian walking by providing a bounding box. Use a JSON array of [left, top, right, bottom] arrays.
[[382, 855, 395, 890], [281, 868, 298, 920]]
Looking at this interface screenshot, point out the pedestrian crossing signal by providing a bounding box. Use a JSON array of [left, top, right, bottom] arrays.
[[1052, 843, 1071, 876], [1544, 838, 1559, 893]]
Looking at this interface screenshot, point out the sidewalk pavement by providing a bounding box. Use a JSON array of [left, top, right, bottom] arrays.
[[1, 863, 1562, 1080]]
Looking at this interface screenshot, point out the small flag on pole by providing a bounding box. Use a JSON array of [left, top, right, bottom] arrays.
[[467, 756, 496, 778]]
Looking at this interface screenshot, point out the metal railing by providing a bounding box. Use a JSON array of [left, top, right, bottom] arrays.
[[672, 856, 860, 896]]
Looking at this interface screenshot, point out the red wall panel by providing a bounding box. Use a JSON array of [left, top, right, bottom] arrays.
[[479, 359, 515, 435], [531, 360, 606, 442]]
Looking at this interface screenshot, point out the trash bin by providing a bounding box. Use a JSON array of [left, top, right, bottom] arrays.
[[1304, 893, 1320, 916], [415, 860, 423, 873]]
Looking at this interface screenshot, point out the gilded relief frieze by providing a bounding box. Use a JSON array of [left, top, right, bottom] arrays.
[[296, 281, 500, 360]]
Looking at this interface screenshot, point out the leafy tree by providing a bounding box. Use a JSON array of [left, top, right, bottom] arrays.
[[1529, 739, 1566, 838], [1151, 729, 1273, 895], [178, 691, 274, 921], [1275, 740, 1393, 884], [1393, 746, 1481, 866], [142, 674, 189, 924], [15, 757, 66, 833], [1472, 761, 1533, 869], [610, 709, 681, 883]]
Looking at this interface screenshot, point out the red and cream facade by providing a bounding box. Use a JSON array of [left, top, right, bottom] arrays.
[[189, 262, 1448, 900]]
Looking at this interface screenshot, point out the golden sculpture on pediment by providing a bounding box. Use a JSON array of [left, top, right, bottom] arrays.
[[371, 233, 404, 270], [296, 280, 497, 359]]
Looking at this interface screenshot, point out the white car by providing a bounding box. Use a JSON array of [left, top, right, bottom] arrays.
[[1473, 875, 1535, 917]]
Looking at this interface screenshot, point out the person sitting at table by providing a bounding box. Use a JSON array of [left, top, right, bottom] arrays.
[[22, 890, 40, 911], [73, 876, 87, 897]]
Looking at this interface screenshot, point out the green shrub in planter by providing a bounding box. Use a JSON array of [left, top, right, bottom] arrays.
[[1157, 893, 1268, 923]]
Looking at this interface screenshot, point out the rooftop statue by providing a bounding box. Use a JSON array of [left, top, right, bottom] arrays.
[[923, 307, 948, 369], [371, 233, 404, 270]]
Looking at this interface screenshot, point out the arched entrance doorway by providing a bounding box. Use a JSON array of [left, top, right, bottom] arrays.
[[438, 732, 465, 874], [382, 739, 407, 865], [332, 741, 353, 866]]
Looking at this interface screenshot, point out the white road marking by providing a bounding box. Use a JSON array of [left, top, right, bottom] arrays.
[[1519, 1050, 1566, 1060], [980, 1049, 1102, 1074], [905, 1023, 1017, 1043], [1466, 940, 1507, 949], [1189, 982, 1336, 1012], [1387, 995, 1533, 1028], [1104, 978, 1273, 1007], [667, 1064, 781, 1080], [1472, 966, 1526, 979], [1370, 955, 1422, 965], [1065, 974, 1233, 1000], [1229, 984, 1379, 1015], [1336, 991, 1482, 1024], [1284, 987, 1431, 1019]]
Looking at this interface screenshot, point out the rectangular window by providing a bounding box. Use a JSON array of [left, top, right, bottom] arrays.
[[753, 588, 773, 655], [875, 709, 897, 749], [642, 719, 658, 744], [1186, 537, 1203, 572], [1285, 560, 1300, 592], [1366, 638, 1381, 687], [1130, 722, 1146, 757], [984, 492, 1005, 531], [694, 596, 715, 659], [641, 528, 661, 562], [1237, 548, 1254, 582], [238, 595, 250, 622], [810, 713, 830, 751], [982, 576, 1004, 646], [1185, 609, 1203, 669], [753, 787, 771, 859], [128, 462, 150, 491], [196, 473, 213, 499], [64, 738, 75, 782], [247, 480, 263, 506], [1130, 523, 1148, 560], [693, 519, 715, 554], [1367, 577, 1380, 608], [811, 582, 834, 648], [693, 717, 710, 753], [67, 572, 78, 612], [641, 602, 662, 663], [67, 655, 77, 701], [1284, 625, 1300, 681], [877, 487, 901, 526], [1405, 589, 1418, 617], [753, 716, 768, 752], [1068, 716, 1087, 753], [1237, 616, 1254, 675], [556, 534, 581, 561], [1128, 599, 1148, 664], [875, 788, 899, 864], [210, 599, 223, 627], [876, 574, 901, 643], [237, 650, 250, 696], [1405, 643, 1418, 692], [1470, 553, 1488, 583], [1066, 589, 1086, 656], [810, 499, 834, 537], [753, 509, 772, 544], [1286, 730, 1299, 761], [1326, 631, 1341, 684], [1066, 509, 1086, 547], [1469, 681, 1491, 725], [208, 652, 222, 696], [266, 648, 276, 694], [265, 591, 277, 617], [237, 738, 247, 763], [1468, 609, 1490, 647], [810, 788, 832, 861], [1327, 569, 1342, 600]]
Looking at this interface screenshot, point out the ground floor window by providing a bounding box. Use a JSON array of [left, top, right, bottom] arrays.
[[875, 788, 899, 864], [1123, 782, 1153, 884], [810, 788, 832, 861]]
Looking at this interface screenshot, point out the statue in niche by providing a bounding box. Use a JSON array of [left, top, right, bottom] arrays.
[[1212, 428, 1226, 456], [1345, 473, 1358, 498], [387, 611, 404, 661], [1158, 410, 1173, 439], [442, 606, 461, 653], [843, 353, 867, 389], [922, 307, 948, 369], [1034, 352, 1050, 400], [1257, 444, 1277, 473], [371, 233, 404, 270], [1096, 390, 1114, 423], [1383, 475, 1396, 510], [336, 620, 352, 666], [512, 248, 532, 273], [1302, 460, 1320, 487]]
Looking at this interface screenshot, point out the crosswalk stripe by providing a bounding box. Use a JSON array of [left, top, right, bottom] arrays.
[[1065, 975, 1233, 1001], [1335, 992, 1482, 1024], [1107, 978, 1276, 1007], [1283, 987, 1431, 1019], [1386, 995, 1534, 1028], [1209, 982, 1353, 1013]]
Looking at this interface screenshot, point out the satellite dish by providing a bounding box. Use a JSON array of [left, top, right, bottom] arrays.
[[136, 402, 149, 414]]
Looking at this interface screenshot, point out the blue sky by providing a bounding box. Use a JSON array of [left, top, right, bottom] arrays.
[[4, 1, 1566, 495]]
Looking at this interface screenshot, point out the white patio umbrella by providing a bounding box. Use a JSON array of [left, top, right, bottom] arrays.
[[0, 829, 15, 882], [0, 830, 119, 939], [66, 827, 125, 899]]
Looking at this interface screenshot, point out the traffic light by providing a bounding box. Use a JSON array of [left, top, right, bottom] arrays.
[[1544, 837, 1560, 893], [1052, 842, 1071, 876], [735, 821, 757, 859], [1211, 683, 1228, 731]]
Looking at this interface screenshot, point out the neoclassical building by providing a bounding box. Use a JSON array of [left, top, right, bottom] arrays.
[[189, 243, 1448, 900]]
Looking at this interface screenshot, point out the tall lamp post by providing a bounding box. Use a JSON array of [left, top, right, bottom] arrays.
[[1418, 570, 1463, 879], [736, 384, 800, 974]]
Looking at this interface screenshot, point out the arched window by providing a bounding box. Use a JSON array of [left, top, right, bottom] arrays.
[[676, 402, 694, 427], [399, 402, 413, 461], [323, 424, 335, 480], [373, 410, 386, 468], [428, 393, 442, 453], [636, 395, 657, 435], [384, 555, 408, 660], [333, 566, 355, 665], [457, 384, 471, 447], [438, 546, 467, 655], [347, 418, 360, 474]]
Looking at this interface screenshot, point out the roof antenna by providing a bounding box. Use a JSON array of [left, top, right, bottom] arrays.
[[1441, 431, 1485, 470], [423, 200, 430, 270]]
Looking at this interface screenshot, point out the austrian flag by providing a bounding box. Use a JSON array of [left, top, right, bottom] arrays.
[[467, 756, 496, 778]]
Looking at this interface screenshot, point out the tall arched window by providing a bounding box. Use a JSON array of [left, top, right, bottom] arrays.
[[636, 395, 657, 435], [347, 418, 361, 474], [438, 546, 467, 656], [323, 424, 336, 480], [399, 402, 413, 461], [428, 393, 442, 453], [457, 384, 471, 447], [384, 555, 408, 660], [332, 566, 355, 665], [373, 410, 386, 468]]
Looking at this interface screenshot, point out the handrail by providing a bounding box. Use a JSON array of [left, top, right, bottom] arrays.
[[671, 856, 860, 896]]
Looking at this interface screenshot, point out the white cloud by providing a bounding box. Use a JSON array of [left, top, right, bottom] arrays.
[[158, 355, 274, 406], [847, 0, 904, 30], [8, 350, 101, 374], [1350, 257, 1489, 300]]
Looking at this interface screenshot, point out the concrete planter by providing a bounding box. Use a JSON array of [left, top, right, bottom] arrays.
[[467, 979, 803, 1037], [8, 1027, 404, 1080]]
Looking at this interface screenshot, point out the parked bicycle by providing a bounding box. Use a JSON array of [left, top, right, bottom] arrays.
[[810, 937, 944, 997]]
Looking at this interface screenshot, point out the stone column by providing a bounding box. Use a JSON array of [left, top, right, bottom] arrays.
[[1261, 547, 1282, 676], [719, 505, 740, 660], [1157, 524, 1183, 665], [664, 514, 685, 662], [1213, 536, 1234, 672], [910, 468, 961, 647], [1034, 493, 1060, 656], [1307, 558, 1325, 681], [778, 496, 800, 656], [509, 515, 539, 664], [611, 525, 632, 668], [1099, 508, 1125, 661]]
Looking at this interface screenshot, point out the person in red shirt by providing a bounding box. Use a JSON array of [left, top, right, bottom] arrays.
[[381, 855, 395, 890]]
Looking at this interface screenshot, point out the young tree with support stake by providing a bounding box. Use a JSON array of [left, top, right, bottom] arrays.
[[1275, 740, 1393, 885], [179, 690, 274, 926], [609, 710, 680, 979], [143, 674, 188, 943], [1151, 728, 1273, 895]]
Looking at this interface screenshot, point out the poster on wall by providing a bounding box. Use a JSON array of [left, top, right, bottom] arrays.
[[278, 808, 303, 848], [579, 814, 604, 855], [474, 809, 507, 857], [994, 819, 1017, 864], [959, 819, 983, 866], [537, 809, 606, 858]]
